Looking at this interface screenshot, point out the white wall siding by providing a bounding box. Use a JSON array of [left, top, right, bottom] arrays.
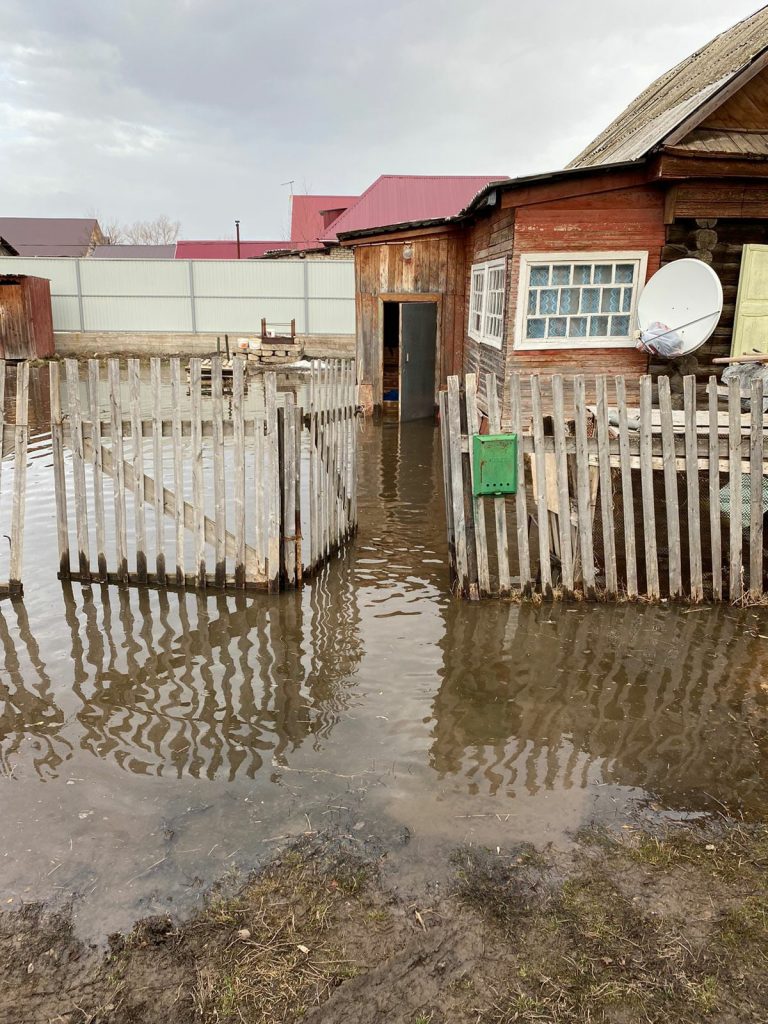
[[0, 257, 354, 334], [194, 298, 307, 334], [307, 299, 355, 334]]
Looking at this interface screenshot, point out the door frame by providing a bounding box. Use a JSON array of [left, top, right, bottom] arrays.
[[377, 293, 442, 410]]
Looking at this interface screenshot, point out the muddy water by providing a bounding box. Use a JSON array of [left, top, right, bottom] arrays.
[[2, 368, 768, 940]]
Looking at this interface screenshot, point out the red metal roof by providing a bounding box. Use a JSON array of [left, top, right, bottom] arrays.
[[290, 195, 357, 244], [323, 175, 507, 240], [175, 240, 296, 259]]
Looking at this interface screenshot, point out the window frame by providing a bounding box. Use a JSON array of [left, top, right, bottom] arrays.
[[513, 251, 648, 351], [468, 257, 506, 349]]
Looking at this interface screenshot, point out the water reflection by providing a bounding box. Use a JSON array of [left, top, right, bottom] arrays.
[[0, 562, 362, 781], [433, 601, 768, 814]]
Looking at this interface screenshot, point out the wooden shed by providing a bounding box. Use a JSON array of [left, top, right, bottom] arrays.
[[341, 5, 768, 418], [0, 275, 55, 359]]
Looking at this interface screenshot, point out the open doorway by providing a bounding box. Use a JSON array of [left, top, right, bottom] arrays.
[[381, 300, 438, 421]]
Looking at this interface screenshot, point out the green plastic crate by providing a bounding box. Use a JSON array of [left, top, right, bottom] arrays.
[[472, 433, 518, 496]]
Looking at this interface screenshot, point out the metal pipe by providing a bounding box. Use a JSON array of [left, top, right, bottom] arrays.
[[235, 219, 241, 260]]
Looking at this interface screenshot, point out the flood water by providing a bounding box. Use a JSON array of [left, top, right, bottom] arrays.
[[2, 367, 768, 941]]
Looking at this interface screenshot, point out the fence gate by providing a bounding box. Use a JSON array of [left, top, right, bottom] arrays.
[[0, 360, 29, 597], [51, 356, 357, 593]]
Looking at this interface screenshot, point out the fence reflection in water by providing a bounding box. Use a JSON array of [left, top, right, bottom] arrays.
[[0, 564, 362, 782], [432, 601, 768, 814]]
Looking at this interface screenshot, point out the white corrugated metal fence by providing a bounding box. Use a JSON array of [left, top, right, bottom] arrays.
[[0, 258, 355, 335]]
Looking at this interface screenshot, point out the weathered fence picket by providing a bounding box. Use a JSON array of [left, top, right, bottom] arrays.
[[441, 370, 768, 605], [0, 360, 29, 597], [50, 356, 357, 593]]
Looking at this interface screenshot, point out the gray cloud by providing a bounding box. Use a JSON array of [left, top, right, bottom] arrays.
[[0, 0, 759, 237]]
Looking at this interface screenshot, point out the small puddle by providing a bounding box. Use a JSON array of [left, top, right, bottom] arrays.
[[1, 369, 768, 940]]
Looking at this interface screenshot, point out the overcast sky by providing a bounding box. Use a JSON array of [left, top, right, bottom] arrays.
[[0, 1, 761, 240]]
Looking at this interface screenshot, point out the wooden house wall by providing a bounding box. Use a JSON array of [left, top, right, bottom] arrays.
[[353, 231, 466, 407], [503, 186, 665, 385]]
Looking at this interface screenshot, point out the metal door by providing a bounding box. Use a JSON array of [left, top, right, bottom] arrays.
[[399, 302, 437, 421]]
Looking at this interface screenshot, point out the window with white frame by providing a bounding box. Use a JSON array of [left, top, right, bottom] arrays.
[[515, 252, 647, 349], [469, 258, 506, 347]]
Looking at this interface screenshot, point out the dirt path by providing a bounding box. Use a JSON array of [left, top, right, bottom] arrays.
[[2, 822, 768, 1024]]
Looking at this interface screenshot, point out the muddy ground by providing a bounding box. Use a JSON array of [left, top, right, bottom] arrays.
[[3, 817, 768, 1024]]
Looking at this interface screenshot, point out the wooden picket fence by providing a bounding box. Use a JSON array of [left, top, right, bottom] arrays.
[[51, 356, 357, 592], [0, 360, 29, 597], [440, 370, 768, 604]]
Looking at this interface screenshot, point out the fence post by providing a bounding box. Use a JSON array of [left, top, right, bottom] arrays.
[[530, 375, 551, 597], [728, 376, 743, 603], [639, 375, 659, 599], [749, 377, 764, 602], [8, 362, 29, 595], [486, 372, 510, 597], [684, 375, 703, 602], [446, 376, 471, 597], [615, 375, 638, 598], [551, 374, 574, 595], [509, 373, 532, 594], [707, 376, 722, 601], [658, 375, 683, 599], [464, 373, 490, 596], [49, 361, 71, 579]]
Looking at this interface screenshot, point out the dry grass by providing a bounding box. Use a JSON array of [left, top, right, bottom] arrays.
[[190, 847, 372, 1024]]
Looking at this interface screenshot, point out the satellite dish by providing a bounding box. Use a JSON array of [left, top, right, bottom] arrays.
[[636, 258, 723, 359]]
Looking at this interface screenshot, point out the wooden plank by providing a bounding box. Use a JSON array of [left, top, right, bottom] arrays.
[[8, 362, 29, 593], [232, 357, 246, 588], [446, 376, 470, 595], [265, 372, 281, 591], [595, 376, 618, 597], [150, 358, 166, 583], [486, 372, 510, 596], [88, 360, 107, 581], [351, 359, 358, 529], [750, 377, 764, 601], [573, 375, 595, 595], [211, 355, 226, 587], [708, 376, 723, 601], [615, 375, 638, 598], [190, 357, 206, 586], [530, 375, 552, 596], [294, 401, 303, 583], [509, 373, 532, 593], [65, 358, 91, 578], [170, 358, 185, 586], [80, 424, 260, 572], [282, 393, 297, 585], [438, 390, 457, 585], [684, 375, 703, 602], [128, 358, 147, 582], [49, 361, 71, 578], [464, 372, 491, 595], [639, 375, 660, 600], [108, 358, 129, 583], [658, 375, 683, 599], [728, 376, 743, 602], [253, 411, 265, 579], [309, 362, 317, 570], [551, 374, 574, 594]]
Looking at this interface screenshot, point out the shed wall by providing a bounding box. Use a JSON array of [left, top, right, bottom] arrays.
[[0, 275, 54, 358], [353, 231, 466, 407]]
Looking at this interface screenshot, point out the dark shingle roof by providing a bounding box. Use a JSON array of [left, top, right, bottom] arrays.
[[0, 217, 100, 256], [569, 5, 768, 168]]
